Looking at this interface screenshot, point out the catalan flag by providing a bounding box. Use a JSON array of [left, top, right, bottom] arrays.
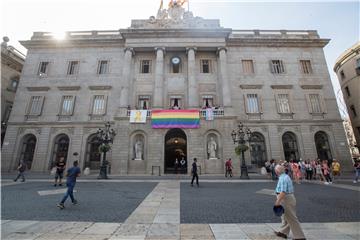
[[151, 110, 200, 129]]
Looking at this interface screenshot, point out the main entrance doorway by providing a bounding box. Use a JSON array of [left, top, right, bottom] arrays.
[[164, 128, 187, 174]]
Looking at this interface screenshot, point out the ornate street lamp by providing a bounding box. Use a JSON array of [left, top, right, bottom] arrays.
[[97, 122, 116, 179], [231, 122, 252, 179]]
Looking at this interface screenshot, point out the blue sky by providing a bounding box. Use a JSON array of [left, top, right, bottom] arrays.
[[1, 0, 359, 116]]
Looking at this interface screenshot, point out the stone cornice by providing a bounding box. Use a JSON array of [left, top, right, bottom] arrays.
[[26, 86, 50, 91], [239, 84, 263, 89], [271, 85, 293, 89], [300, 84, 323, 89], [20, 39, 125, 50], [57, 86, 81, 91], [88, 85, 112, 90], [227, 38, 330, 48]]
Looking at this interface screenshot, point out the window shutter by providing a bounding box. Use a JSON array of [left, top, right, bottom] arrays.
[[39, 96, 45, 116], [243, 95, 249, 113], [71, 96, 76, 115], [305, 94, 313, 114], [269, 61, 274, 73], [89, 96, 95, 115], [275, 94, 281, 113], [104, 95, 108, 115], [259, 95, 263, 113], [320, 95, 327, 114]]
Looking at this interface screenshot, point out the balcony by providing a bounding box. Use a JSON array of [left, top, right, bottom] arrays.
[[124, 108, 225, 118]]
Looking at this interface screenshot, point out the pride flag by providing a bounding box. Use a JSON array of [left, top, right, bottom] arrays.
[[151, 110, 200, 129]]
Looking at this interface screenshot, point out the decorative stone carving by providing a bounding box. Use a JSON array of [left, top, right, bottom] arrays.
[[50, 127, 74, 135], [207, 137, 217, 159], [134, 138, 143, 160], [130, 4, 220, 29], [18, 127, 41, 135]]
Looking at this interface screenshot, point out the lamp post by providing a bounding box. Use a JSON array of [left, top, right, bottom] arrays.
[[97, 122, 116, 179], [231, 122, 252, 179]]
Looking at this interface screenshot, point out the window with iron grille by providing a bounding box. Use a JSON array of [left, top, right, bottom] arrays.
[[140, 60, 151, 73], [201, 59, 211, 73], [28, 96, 44, 115], [246, 94, 260, 113], [67, 61, 79, 75], [97, 60, 108, 74], [309, 94, 322, 113], [92, 95, 106, 115], [38, 62, 49, 75], [242, 60, 254, 74], [300, 60, 312, 74], [277, 94, 291, 113], [60, 96, 75, 115], [270, 60, 285, 74]]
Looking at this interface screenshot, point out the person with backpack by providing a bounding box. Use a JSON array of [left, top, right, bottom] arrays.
[[57, 160, 81, 209], [14, 160, 26, 182]]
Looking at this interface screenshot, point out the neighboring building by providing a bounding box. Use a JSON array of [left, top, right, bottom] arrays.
[[1, 4, 352, 174], [1, 37, 25, 146], [334, 42, 360, 150], [343, 119, 359, 160]]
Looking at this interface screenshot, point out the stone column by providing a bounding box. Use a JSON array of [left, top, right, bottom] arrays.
[[217, 47, 232, 107], [153, 47, 165, 108], [120, 47, 134, 108], [187, 47, 198, 108]]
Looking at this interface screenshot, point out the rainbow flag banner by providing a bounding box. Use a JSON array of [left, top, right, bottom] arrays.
[[151, 110, 200, 129]]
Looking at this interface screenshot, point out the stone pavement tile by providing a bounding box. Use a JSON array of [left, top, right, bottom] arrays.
[[2, 232, 41, 240], [109, 236, 145, 240], [1, 220, 39, 238], [323, 222, 360, 236], [238, 224, 281, 240], [157, 208, 179, 214], [113, 223, 151, 236], [147, 223, 179, 238], [1, 220, 12, 225], [125, 213, 156, 224], [210, 224, 250, 240], [133, 206, 159, 214], [72, 234, 112, 240], [145, 236, 179, 240], [13, 221, 62, 234], [180, 224, 214, 239], [140, 201, 161, 207], [153, 214, 180, 224], [33, 233, 77, 240], [80, 222, 121, 235], [51, 222, 93, 234]]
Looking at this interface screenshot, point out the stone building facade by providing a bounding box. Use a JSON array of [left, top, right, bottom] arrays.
[[334, 42, 360, 149], [1, 37, 25, 146], [1, 5, 352, 174]]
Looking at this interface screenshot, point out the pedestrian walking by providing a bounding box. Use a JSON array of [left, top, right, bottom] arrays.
[[54, 157, 66, 186], [191, 158, 199, 187], [174, 158, 179, 174], [274, 164, 306, 240], [305, 160, 313, 180], [353, 159, 360, 183], [322, 160, 332, 184], [315, 160, 324, 181], [57, 160, 81, 209], [14, 161, 26, 182], [331, 159, 341, 181], [225, 158, 233, 178], [180, 157, 186, 174]]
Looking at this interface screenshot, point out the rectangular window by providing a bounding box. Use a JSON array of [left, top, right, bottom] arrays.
[[60, 96, 75, 115], [138, 95, 151, 110], [340, 70, 345, 80], [202, 95, 214, 108], [140, 60, 151, 73], [356, 59, 360, 75], [357, 127, 360, 136], [277, 94, 291, 113], [98, 60, 108, 74], [309, 94, 322, 113], [38, 62, 49, 75], [28, 96, 44, 115], [270, 60, 285, 74], [201, 59, 211, 73], [246, 94, 260, 113], [67, 61, 79, 75], [300, 60, 312, 74], [345, 86, 351, 97], [242, 60, 254, 74], [92, 95, 106, 115], [170, 96, 182, 109], [350, 105, 357, 117]]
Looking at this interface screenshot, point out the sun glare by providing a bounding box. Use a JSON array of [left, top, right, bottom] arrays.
[[53, 31, 66, 40]]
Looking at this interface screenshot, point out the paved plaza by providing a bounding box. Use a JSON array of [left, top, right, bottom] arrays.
[[1, 175, 360, 239]]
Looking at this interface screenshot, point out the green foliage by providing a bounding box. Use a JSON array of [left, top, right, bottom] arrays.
[[235, 144, 249, 155], [99, 144, 111, 153]]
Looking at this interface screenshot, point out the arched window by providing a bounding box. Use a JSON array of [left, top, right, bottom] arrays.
[[85, 134, 101, 169], [282, 132, 299, 161], [250, 132, 267, 167], [50, 134, 69, 169], [18, 134, 37, 170], [315, 131, 332, 160]]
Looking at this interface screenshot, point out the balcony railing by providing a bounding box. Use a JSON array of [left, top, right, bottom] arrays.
[[125, 108, 225, 118]]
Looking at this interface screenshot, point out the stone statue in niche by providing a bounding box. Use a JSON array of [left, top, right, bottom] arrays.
[[207, 137, 217, 159], [134, 139, 143, 160]]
